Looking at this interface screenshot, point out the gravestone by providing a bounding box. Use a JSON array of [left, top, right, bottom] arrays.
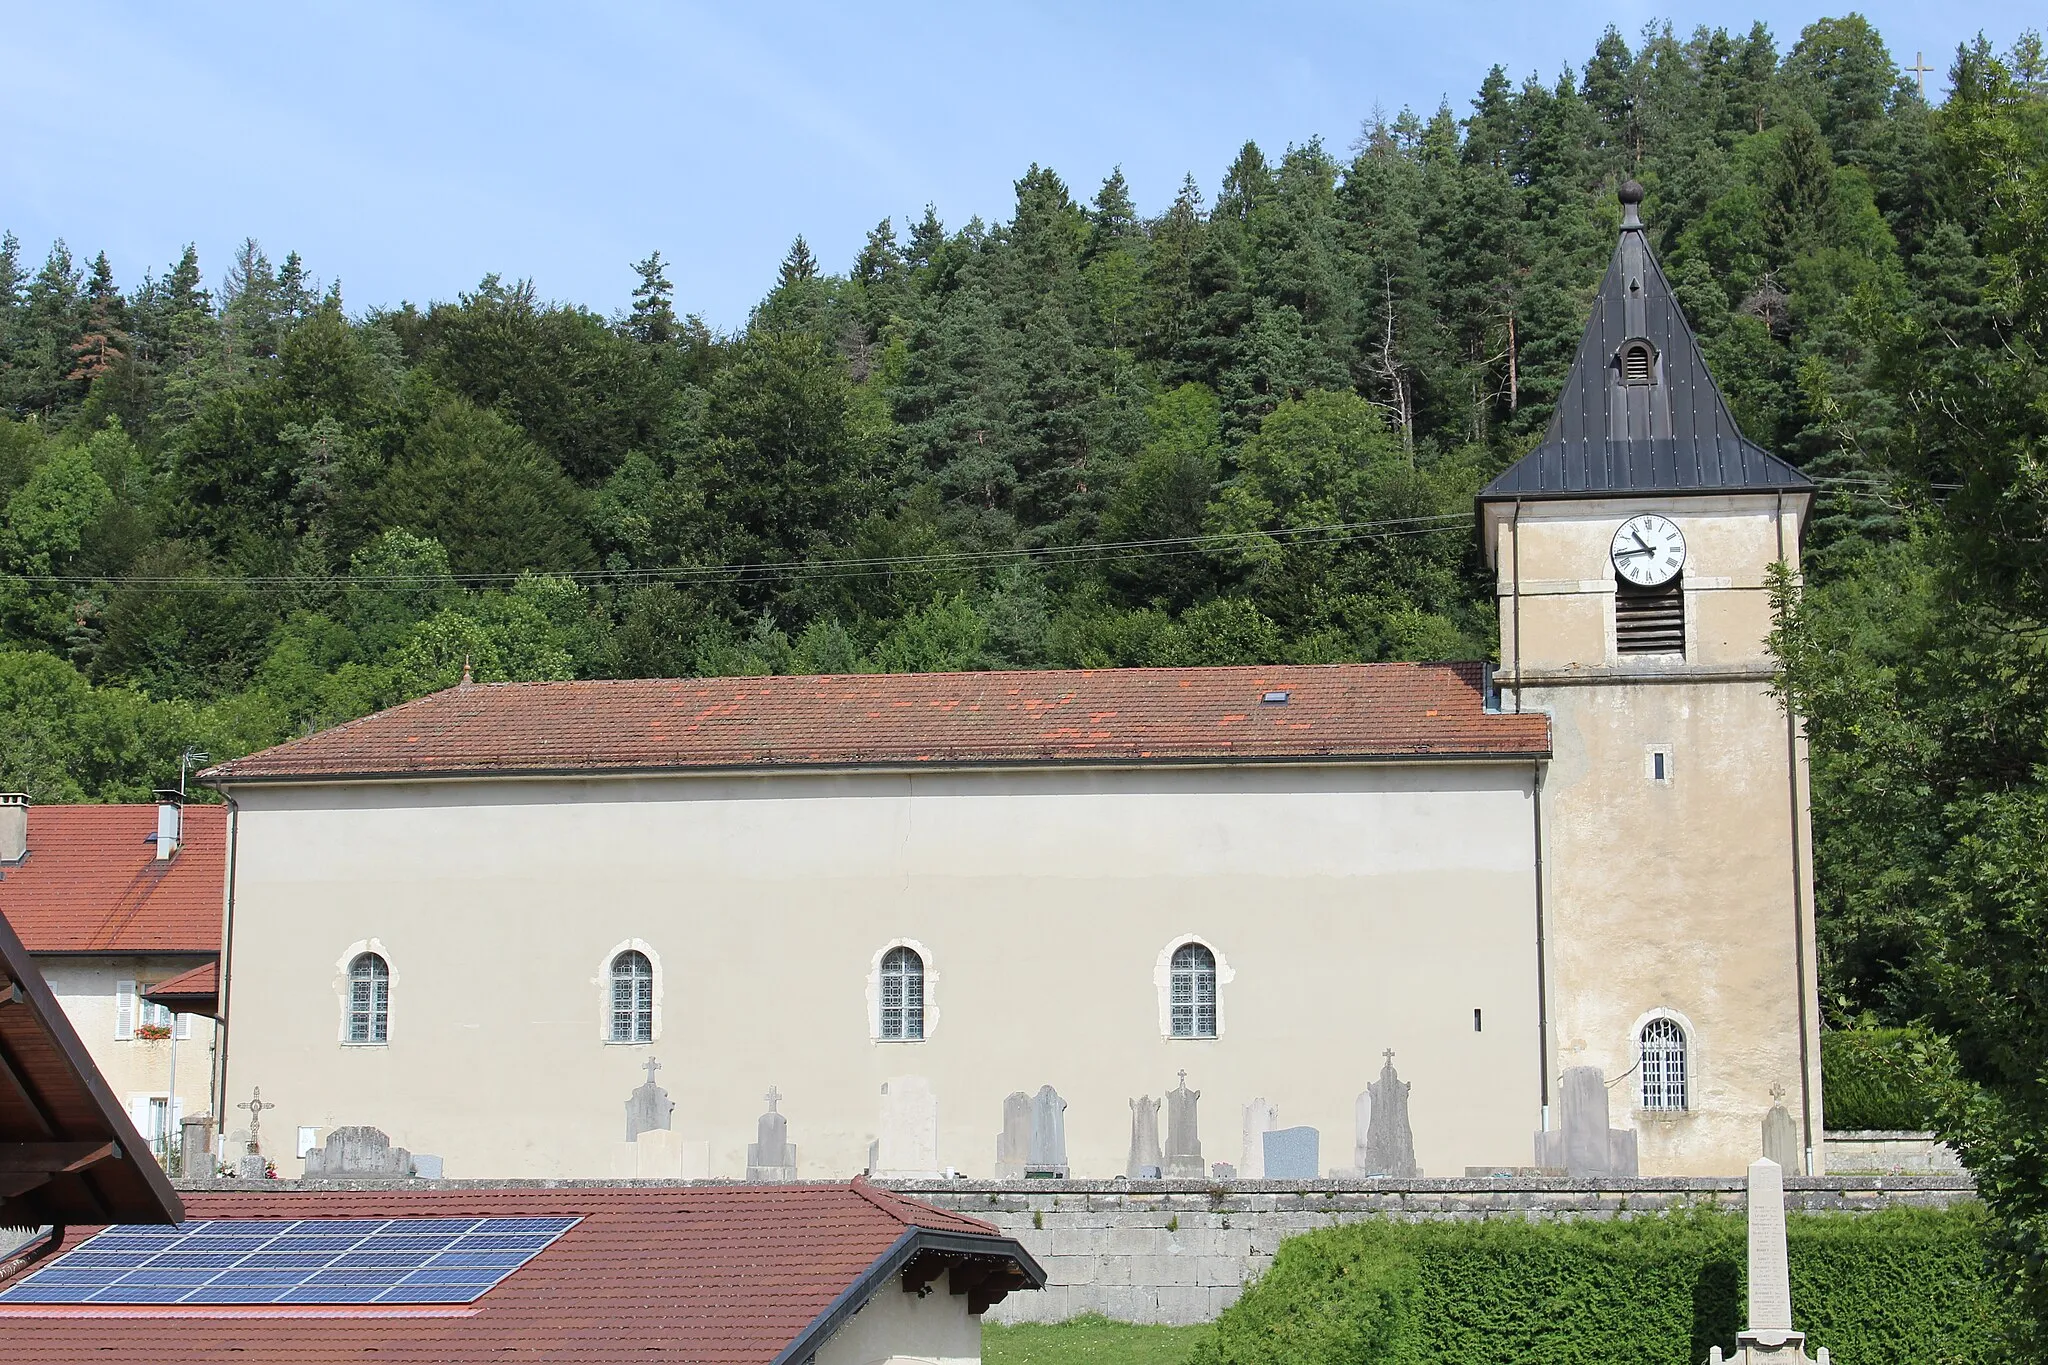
[[1363, 1050, 1420, 1178], [303, 1126, 412, 1180], [177, 1115, 214, 1180], [1762, 1085, 1801, 1173], [412, 1154, 444, 1180], [1239, 1098, 1277, 1179], [872, 1075, 940, 1177], [1534, 1064, 1639, 1177], [995, 1091, 1032, 1178], [1210, 1162, 1236, 1178], [1127, 1096, 1163, 1178], [1352, 1089, 1372, 1172], [1263, 1126, 1319, 1180], [236, 1087, 274, 1179], [624, 1057, 674, 1142], [746, 1086, 798, 1181], [1027, 1085, 1068, 1177], [1164, 1072, 1204, 1179]]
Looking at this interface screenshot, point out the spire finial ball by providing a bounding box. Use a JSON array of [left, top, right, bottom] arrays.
[[1618, 179, 1645, 206]]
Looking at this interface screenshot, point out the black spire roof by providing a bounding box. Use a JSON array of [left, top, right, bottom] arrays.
[[1477, 181, 1812, 502]]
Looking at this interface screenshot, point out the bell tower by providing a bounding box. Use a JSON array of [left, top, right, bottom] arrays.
[[1478, 182, 1822, 1176]]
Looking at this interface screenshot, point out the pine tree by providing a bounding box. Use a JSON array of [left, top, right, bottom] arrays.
[[778, 236, 819, 287], [627, 251, 677, 345]]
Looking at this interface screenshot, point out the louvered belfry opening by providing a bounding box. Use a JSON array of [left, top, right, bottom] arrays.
[[1620, 339, 1656, 385], [1616, 579, 1685, 654]]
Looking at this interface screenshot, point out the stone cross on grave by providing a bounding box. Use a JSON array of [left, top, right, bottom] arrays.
[[1383, 1048, 1396, 1065], [641, 1057, 662, 1087], [240, 1087, 275, 1154], [764, 1086, 781, 1113]]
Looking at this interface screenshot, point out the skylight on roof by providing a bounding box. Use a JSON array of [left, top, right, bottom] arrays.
[[0, 1217, 578, 1306], [1260, 690, 1291, 704]]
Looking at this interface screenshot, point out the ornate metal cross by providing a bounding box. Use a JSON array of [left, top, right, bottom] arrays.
[[240, 1087, 275, 1152]]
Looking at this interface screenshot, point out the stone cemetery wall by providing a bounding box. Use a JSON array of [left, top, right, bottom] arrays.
[[886, 1175, 1979, 1325], [170, 1173, 1977, 1328]]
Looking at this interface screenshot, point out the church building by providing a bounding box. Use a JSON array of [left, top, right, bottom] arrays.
[[200, 184, 1820, 1182]]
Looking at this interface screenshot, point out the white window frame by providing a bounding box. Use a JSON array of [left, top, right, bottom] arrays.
[[594, 939, 664, 1044], [607, 949, 656, 1044], [335, 939, 397, 1046], [1633, 1007, 1696, 1113], [867, 939, 936, 1043], [1153, 935, 1235, 1040]]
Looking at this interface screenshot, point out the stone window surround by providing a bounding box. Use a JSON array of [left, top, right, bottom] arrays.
[[595, 939, 664, 1045], [867, 938, 936, 1043], [1153, 934, 1234, 1041], [335, 939, 396, 1046], [1644, 743, 1675, 784], [1630, 1005, 1698, 1116]]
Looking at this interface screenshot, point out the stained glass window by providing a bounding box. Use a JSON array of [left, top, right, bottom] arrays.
[[1170, 943, 1216, 1038], [880, 946, 924, 1040], [1640, 1017, 1688, 1110], [609, 951, 653, 1043], [348, 953, 389, 1044]]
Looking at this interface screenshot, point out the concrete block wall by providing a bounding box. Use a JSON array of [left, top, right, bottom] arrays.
[[884, 1176, 1980, 1325]]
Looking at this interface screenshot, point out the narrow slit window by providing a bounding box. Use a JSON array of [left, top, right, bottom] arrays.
[[879, 946, 925, 1040], [348, 953, 390, 1044], [1170, 943, 1218, 1039], [1640, 1018, 1689, 1111], [610, 950, 654, 1043]]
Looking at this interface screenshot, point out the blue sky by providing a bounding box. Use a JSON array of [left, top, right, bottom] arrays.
[[2, 2, 2035, 328]]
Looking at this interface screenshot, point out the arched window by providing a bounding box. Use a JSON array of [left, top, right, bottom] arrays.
[[1640, 1017, 1688, 1110], [1170, 943, 1217, 1039], [610, 950, 654, 1043], [879, 946, 924, 1040], [348, 953, 389, 1044], [1619, 338, 1657, 386]]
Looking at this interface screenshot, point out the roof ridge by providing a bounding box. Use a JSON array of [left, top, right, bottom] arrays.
[[847, 1178, 998, 1234]]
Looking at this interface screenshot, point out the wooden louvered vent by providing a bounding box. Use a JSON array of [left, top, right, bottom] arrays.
[[1616, 580, 1685, 654]]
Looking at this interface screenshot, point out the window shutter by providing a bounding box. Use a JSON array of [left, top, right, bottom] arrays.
[[175, 1011, 192, 1040], [115, 980, 136, 1040], [127, 1096, 152, 1135]]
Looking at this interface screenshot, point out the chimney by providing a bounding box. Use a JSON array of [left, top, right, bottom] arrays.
[[0, 794, 25, 864], [154, 790, 182, 860]]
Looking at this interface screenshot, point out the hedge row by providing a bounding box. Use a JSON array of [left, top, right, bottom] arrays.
[[1822, 1027, 1957, 1131], [1191, 1205, 2005, 1365]]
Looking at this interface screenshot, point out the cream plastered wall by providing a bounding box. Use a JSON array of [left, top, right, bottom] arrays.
[[1488, 492, 1823, 1175], [39, 956, 217, 1144], [813, 1274, 986, 1365], [218, 763, 1542, 1180]]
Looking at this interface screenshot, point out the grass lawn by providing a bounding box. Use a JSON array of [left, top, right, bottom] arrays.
[[983, 1314, 1209, 1365]]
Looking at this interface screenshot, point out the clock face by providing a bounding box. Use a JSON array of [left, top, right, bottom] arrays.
[[1611, 514, 1686, 587]]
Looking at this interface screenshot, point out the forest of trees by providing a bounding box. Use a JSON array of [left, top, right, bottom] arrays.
[[4, 9, 2048, 1344]]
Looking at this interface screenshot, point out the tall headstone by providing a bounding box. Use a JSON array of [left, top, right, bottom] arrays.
[[624, 1057, 674, 1141], [746, 1086, 798, 1182], [1535, 1064, 1640, 1177], [177, 1115, 214, 1180], [1762, 1084, 1801, 1173], [995, 1091, 1032, 1178], [1127, 1096, 1163, 1178], [1164, 1072, 1204, 1179], [872, 1075, 940, 1178], [1240, 1098, 1278, 1180], [1363, 1050, 1420, 1178], [1263, 1126, 1319, 1180], [1027, 1085, 1068, 1177]]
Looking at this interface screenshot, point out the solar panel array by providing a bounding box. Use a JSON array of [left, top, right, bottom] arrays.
[[0, 1217, 580, 1305]]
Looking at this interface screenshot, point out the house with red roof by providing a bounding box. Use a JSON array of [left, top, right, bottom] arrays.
[[0, 793, 225, 1169], [0, 1181, 1042, 1365]]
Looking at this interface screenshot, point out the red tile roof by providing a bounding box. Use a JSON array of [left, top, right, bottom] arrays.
[[141, 961, 219, 1016], [0, 1182, 1032, 1364], [204, 662, 1549, 782], [0, 805, 225, 955]]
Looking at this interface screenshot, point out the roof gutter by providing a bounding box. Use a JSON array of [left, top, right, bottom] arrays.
[[200, 746, 1555, 790], [772, 1227, 1046, 1365]]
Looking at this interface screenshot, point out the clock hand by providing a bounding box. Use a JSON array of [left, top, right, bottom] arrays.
[[1631, 531, 1653, 554], [1615, 545, 1653, 558]]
